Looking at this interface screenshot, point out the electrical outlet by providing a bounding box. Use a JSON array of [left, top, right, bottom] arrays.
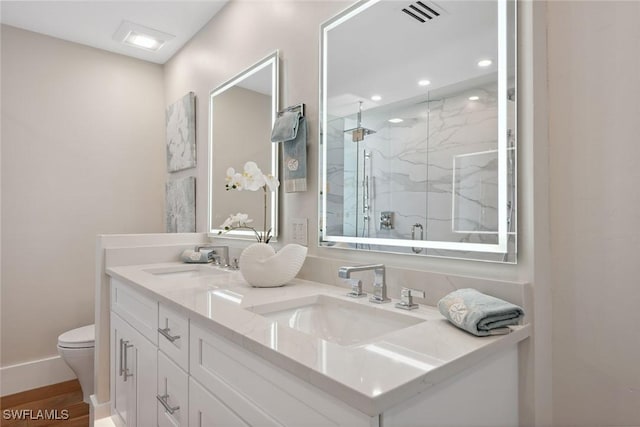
[[291, 218, 308, 246]]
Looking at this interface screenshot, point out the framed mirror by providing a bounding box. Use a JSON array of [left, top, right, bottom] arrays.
[[319, 0, 516, 262], [208, 51, 279, 240]]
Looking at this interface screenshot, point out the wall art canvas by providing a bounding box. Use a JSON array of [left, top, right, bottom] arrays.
[[165, 177, 196, 232], [166, 92, 196, 172]]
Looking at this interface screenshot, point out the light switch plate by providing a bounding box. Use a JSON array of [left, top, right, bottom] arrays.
[[291, 218, 308, 246]]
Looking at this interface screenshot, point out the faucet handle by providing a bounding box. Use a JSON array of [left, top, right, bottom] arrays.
[[345, 279, 367, 298], [395, 287, 425, 310]]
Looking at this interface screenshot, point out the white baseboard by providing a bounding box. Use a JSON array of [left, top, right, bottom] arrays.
[[0, 355, 75, 396], [90, 393, 111, 423], [94, 416, 117, 427]]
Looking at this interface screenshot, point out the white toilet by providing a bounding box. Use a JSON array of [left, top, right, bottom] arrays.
[[57, 324, 95, 403]]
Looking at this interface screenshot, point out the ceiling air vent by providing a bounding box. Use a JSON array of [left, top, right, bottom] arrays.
[[402, 1, 442, 23]]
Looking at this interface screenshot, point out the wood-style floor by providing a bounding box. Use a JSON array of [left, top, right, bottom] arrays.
[[0, 380, 89, 426]]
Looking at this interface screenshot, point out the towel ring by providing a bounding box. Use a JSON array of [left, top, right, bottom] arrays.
[[277, 103, 305, 117]]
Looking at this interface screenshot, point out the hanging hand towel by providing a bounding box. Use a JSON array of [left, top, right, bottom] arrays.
[[270, 111, 301, 143], [271, 111, 307, 193], [437, 288, 524, 336], [282, 117, 307, 192]]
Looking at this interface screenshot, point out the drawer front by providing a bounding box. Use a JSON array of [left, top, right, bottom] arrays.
[[189, 378, 252, 427], [158, 303, 189, 371], [190, 322, 372, 427], [111, 278, 158, 345], [158, 351, 189, 427]]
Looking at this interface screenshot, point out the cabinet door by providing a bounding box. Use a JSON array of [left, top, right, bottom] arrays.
[[158, 351, 189, 427], [111, 313, 137, 427], [190, 322, 372, 427], [111, 312, 158, 427], [134, 327, 158, 427], [189, 378, 251, 427]]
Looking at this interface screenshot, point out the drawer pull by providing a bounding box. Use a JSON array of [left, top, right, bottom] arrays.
[[156, 394, 180, 414], [158, 327, 180, 343], [123, 341, 133, 382], [118, 339, 125, 376]]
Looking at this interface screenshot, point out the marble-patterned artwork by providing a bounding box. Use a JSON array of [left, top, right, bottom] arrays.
[[166, 92, 196, 172], [165, 177, 196, 233]]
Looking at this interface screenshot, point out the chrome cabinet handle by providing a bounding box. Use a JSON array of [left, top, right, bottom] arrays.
[[157, 394, 180, 414], [158, 327, 180, 343], [123, 341, 133, 381], [118, 338, 124, 377]]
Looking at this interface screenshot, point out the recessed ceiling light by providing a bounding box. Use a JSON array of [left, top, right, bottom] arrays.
[[468, 96, 480, 101], [126, 32, 162, 50], [418, 79, 431, 87], [388, 118, 404, 123], [113, 21, 175, 52], [477, 59, 492, 67], [371, 95, 382, 101]]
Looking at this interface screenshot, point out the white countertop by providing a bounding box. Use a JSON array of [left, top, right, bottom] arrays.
[[107, 262, 530, 416]]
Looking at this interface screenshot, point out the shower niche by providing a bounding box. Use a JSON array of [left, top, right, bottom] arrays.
[[319, 0, 517, 262]]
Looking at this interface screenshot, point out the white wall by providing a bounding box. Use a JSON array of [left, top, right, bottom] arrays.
[[164, 2, 549, 425], [1, 25, 165, 373], [548, 2, 640, 425]]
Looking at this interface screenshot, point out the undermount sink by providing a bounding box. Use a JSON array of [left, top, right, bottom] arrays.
[[144, 265, 228, 279], [247, 294, 425, 346]]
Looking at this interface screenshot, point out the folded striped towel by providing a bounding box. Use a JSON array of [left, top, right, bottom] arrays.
[[437, 288, 524, 336]]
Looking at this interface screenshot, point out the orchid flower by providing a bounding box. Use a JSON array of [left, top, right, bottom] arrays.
[[264, 173, 280, 192], [220, 161, 280, 243], [242, 161, 267, 191], [218, 212, 270, 243], [225, 167, 245, 190]]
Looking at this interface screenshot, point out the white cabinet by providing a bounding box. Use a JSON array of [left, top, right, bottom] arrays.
[[189, 322, 376, 427], [189, 378, 253, 427], [111, 278, 158, 345], [157, 351, 189, 427], [110, 312, 157, 427], [109, 278, 518, 427], [380, 346, 519, 427]]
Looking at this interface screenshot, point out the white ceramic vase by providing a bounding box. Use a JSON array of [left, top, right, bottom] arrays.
[[239, 243, 308, 288]]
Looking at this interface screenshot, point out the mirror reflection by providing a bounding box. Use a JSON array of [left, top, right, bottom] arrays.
[[320, 0, 516, 262], [209, 52, 279, 240]]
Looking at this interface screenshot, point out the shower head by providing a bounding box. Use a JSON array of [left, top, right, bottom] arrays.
[[344, 101, 376, 142], [344, 127, 376, 142]]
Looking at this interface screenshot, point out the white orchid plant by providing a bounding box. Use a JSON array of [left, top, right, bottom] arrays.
[[219, 161, 279, 243]]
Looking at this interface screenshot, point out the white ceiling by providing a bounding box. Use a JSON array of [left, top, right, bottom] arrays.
[[0, 1, 228, 64], [326, 0, 504, 117]]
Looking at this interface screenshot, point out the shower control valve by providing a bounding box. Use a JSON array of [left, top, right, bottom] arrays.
[[380, 211, 393, 229]]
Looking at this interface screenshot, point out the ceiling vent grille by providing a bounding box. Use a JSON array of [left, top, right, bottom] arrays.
[[402, 1, 442, 23]]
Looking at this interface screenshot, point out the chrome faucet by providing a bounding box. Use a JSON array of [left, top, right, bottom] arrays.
[[338, 264, 390, 304], [395, 287, 425, 310], [195, 245, 229, 267]]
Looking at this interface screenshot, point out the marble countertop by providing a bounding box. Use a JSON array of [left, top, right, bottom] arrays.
[[107, 262, 530, 416]]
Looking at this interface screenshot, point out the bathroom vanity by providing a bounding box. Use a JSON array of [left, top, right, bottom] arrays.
[[106, 262, 529, 427]]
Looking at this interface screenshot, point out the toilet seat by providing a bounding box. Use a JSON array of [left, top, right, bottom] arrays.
[[58, 324, 95, 349]]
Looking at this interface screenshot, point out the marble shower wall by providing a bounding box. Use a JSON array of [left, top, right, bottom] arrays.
[[325, 82, 516, 258]]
